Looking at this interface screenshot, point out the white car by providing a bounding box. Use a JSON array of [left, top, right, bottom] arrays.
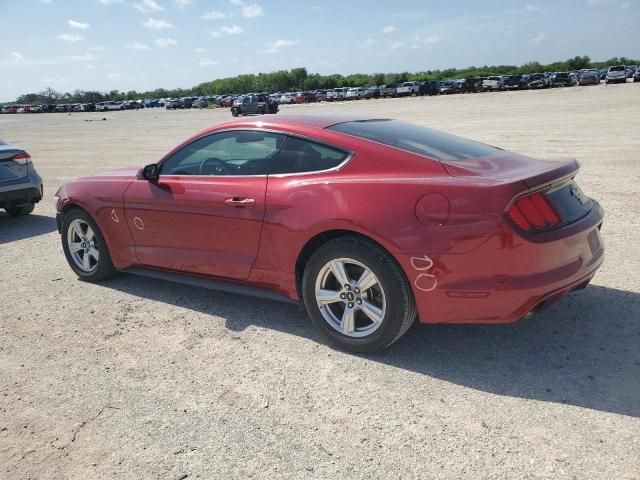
[[396, 82, 420, 96], [345, 87, 366, 100], [606, 65, 627, 84], [96, 101, 125, 111], [279, 93, 296, 104], [482, 76, 504, 91]]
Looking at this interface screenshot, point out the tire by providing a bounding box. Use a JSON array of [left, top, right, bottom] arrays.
[[302, 236, 416, 353], [61, 208, 117, 282], [5, 204, 34, 216], [257, 106, 266, 115], [231, 107, 239, 117]]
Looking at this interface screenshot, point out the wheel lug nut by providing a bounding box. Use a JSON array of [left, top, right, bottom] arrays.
[[357, 299, 362, 305], [345, 284, 351, 290], [340, 293, 346, 299], [348, 303, 354, 308], [354, 288, 360, 293]]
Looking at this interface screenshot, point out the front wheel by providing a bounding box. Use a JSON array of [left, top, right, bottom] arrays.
[[61, 209, 117, 282], [302, 236, 416, 352], [231, 107, 239, 117]]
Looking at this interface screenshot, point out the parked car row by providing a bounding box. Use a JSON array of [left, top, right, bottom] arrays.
[[2, 66, 638, 115]]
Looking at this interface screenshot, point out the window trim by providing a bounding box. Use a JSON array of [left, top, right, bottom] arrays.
[[156, 128, 355, 179]]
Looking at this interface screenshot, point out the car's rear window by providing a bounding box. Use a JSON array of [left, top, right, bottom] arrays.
[[610, 66, 625, 71], [328, 120, 503, 161]]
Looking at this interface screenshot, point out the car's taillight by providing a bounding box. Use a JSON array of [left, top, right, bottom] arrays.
[[507, 192, 560, 232], [12, 153, 32, 165]]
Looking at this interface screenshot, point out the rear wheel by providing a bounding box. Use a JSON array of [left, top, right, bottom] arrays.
[[5, 204, 34, 216], [302, 236, 416, 352], [61, 209, 117, 282]]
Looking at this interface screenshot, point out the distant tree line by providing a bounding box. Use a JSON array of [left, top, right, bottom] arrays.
[[10, 55, 639, 105]]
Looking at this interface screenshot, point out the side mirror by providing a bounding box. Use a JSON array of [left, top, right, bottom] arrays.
[[142, 163, 159, 181]]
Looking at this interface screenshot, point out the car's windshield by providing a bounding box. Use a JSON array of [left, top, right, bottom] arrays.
[[328, 120, 503, 161], [610, 65, 625, 71]]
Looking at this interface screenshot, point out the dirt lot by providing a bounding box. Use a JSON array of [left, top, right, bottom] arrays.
[[1, 84, 640, 479]]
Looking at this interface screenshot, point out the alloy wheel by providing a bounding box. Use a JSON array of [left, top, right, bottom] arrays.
[[314, 258, 386, 338], [67, 219, 100, 273]]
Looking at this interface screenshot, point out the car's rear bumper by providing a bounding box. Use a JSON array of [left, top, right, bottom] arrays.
[[0, 173, 43, 208], [399, 202, 605, 324]]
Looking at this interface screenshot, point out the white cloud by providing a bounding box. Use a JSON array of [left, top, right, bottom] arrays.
[[199, 59, 219, 67], [195, 47, 205, 53], [418, 34, 441, 45], [382, 25, 396, 34], [39, 0, 53, 3], [107, 73, 122, 80], [210, 30, 222, 37], [70, 54, 96, 62], [201, 10, 227, 20], [361, 38, 375, 48], [231, 0, 264, 18], [143, 18, 174, 29], [99, 0, 124, 4], [126, 41, 150, 50], [174, 0, 191, 8], [42, 77, 67, 84], [68, 20, 90, 29], [154, 37, 177, 48], [620, 1, 630, 9], [133, 0, 164, 12], [588, 0, 609, 5], [525, 4, 540, 13], [219, 24, 243, 34], [1, 52, 96, 68], [58, 33, 83, 42], [390, 41, 405, 49], [530, 32, 545, 44], [260, 39, 298, 54]]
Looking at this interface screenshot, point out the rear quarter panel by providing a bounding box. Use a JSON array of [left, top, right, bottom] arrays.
[[253, 130, 527, 302]]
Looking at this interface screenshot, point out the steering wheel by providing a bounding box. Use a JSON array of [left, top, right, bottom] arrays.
[[199, 157, 228, 175]]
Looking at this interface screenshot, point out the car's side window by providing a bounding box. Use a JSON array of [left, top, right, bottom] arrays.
[[269, 137, 349, 175], [160, 130, 286, 176]]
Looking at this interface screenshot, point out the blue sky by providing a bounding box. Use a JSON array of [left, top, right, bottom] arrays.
[[1, 0, 638, 101]]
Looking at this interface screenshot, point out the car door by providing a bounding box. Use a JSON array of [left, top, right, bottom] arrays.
[[123, 130, 286, 280]]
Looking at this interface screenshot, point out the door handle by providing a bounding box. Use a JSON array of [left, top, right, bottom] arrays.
[[224, 197, 255, 208]]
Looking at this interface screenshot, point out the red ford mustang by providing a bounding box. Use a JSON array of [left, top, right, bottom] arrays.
[[55, 115, 604, 352]]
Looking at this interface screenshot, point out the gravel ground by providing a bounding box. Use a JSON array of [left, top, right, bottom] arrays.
[[1, 84, 639, 479]]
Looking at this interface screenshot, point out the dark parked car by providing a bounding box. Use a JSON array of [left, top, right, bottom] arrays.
[[503, 75, 527, 90], [418, 80, 441, 96], [550, 72, 574, 87], [633, 68, 640, 82], [192, 98, 209, 109], [579, 70, 600, 86], [165, 99, 185, 110], [0, 139, 43, 216], [231, 93, 279, 116], [528, 73, 550, 89], [439, 81, 459, 95]]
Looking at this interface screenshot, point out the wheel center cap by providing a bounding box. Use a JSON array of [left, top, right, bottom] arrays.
[[346, 292, 356, 302], [81, 242, 87, 248]]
